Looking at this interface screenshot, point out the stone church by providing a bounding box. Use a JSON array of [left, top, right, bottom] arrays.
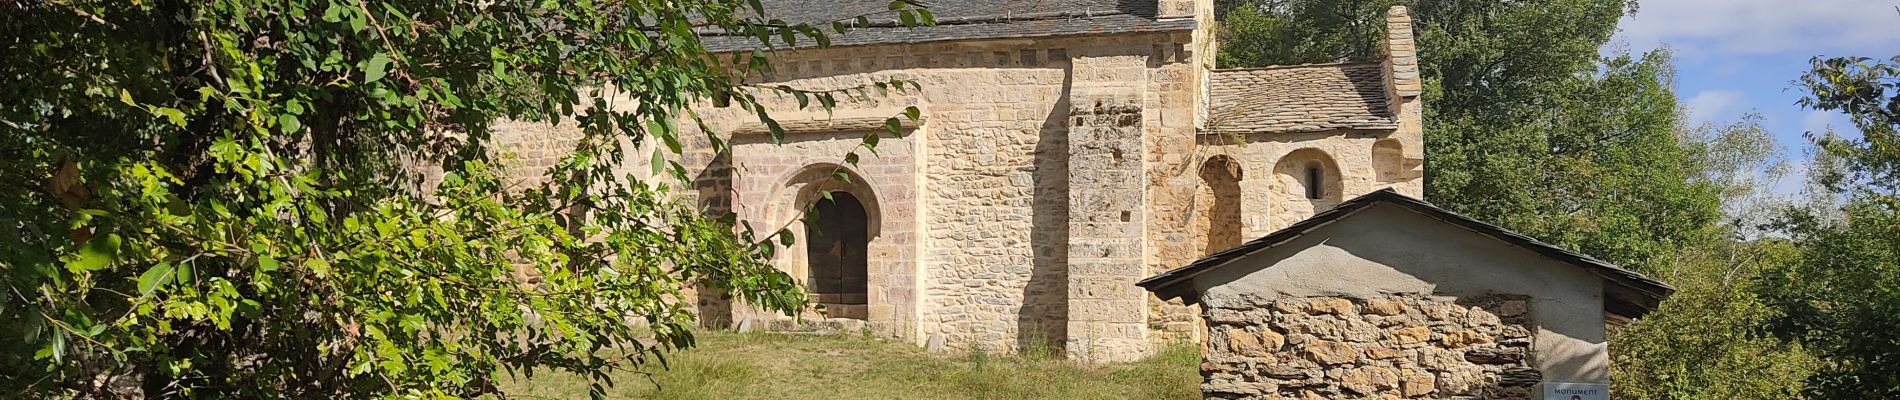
[[499, 0, 1426, 362]]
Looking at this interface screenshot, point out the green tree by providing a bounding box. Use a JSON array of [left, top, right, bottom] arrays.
[[0, 0, 929, 398], [1608, 115, 1817, 398], [1761, 55, 1900, 398], [1215, 0, 1710, 274], [1215, 0, 1398, 68]]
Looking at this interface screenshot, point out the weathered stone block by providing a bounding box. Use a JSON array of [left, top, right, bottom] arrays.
[[1390, 326, 1431, 344], [1362, 298, 1404, 316], [1440, 330, 1492, 348], [1301, 340, 1358, 365], [1465, 347, 1524, 364], [1401, 371, 1436, 397], [1339, 366, 1399, 395], [1227, 328, 1272, 358], [1365, 346, 1405, 360], [1308, 298, 1355, 316]]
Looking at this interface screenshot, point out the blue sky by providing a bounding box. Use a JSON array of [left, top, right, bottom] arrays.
[[1607, 0, 1900, 193]]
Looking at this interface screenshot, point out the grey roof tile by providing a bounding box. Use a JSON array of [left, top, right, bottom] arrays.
[[1208, 62, 1396, 134], [702, 0, 1193, 51]]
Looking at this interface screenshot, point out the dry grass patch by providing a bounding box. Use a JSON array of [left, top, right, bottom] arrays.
[[499, 331, 1199, 399]]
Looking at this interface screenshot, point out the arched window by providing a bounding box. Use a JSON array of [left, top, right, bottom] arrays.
[[1272, 149, 1344, 228], [1304, 164, 1323, 199]]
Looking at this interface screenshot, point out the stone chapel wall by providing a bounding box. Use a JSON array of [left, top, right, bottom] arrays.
[[626, 31, 1200, 357]]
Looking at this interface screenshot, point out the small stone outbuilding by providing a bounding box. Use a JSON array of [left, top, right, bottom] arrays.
[[1138, 189, 1672, 399]]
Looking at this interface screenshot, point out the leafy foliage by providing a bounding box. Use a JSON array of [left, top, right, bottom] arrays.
[[1610, 236, 1816, 399], [1215, 0, 1397, 68], [0, 0, 930, 398], [1761, 55, 1900, 398]]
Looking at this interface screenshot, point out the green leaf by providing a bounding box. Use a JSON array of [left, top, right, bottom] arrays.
[[49, 330, 65, 362], [138, 262, 175, 296], [258, 256, 280, 272], [904, 106, 921, 121], [349, 10, 367, 32], [323, 2, 344, 22], [651, 148, 665, 176], [307, 258, 331, 278], [649, 119, 682, 153], [154, 107, 187, 127], [119, 89, 136, 106], [278, 114, 302, 134], [365, 53, 391, 83], [66, 233, 121, 273]]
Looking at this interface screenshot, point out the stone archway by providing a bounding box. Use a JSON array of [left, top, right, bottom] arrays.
[[1198, 155, 1244, 255], [764, 163, 890, 325]]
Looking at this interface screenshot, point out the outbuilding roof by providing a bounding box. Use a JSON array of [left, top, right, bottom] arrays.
[[1207, 62, 1397, 134], [701, 0, 1196, 52], [1137, 189, 1675, 319]]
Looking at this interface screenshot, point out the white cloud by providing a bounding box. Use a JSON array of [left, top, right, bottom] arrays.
[[1615, 0, 1900, 57], [1801, 110, 1837, 134], [1686, 90, 1747, 123]]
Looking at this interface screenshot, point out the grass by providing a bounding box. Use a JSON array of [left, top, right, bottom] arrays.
[[498, 331, 1201, 399]]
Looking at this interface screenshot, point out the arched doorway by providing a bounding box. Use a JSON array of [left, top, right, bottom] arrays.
[[806, 192, 869, 320]]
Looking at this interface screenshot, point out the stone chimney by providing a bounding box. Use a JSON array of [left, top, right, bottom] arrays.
[[1157, 0, 1212, 21], [1381, 6, 1426, 196], [1382, 6, 1422, 100]]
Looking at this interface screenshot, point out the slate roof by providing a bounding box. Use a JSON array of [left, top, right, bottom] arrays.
[[701, 0, 1195, 52], [1208, 62, 1397, 134], [1137, 189, 1675, 319]]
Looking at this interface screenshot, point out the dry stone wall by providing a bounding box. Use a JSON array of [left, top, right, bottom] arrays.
[[1201, 295, 1539, 399]]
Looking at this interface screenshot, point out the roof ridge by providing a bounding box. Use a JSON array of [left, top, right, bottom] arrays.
[[1138, 189, 1676, 319], [1213, 61, 1383, 72], [698, 9, 1138, 37]]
